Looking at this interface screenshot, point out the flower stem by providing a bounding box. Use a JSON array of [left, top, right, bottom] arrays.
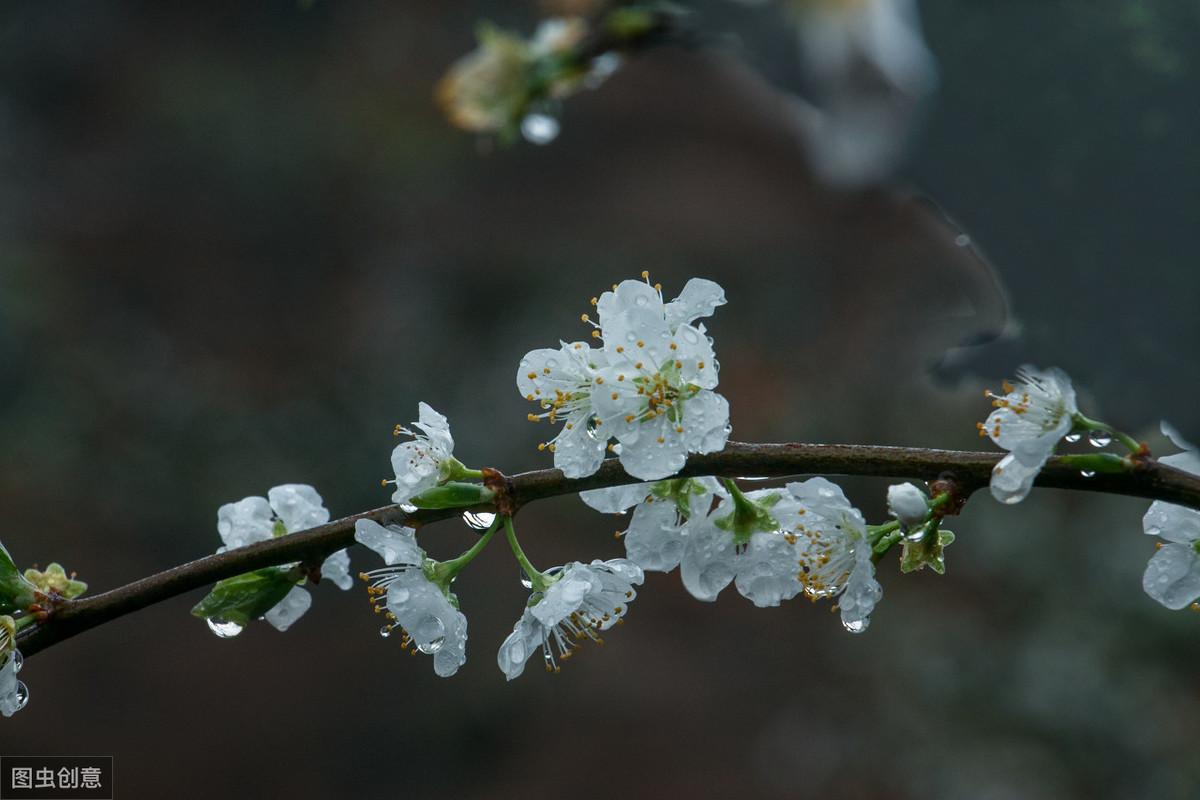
[[1072, 413, 1142, 454], [438, 516, 500, 582], [503, 517, 551, 593]]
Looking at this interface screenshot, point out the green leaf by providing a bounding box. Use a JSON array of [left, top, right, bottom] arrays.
[[190, 568, 297, 627], [0, 542, 39, 614]]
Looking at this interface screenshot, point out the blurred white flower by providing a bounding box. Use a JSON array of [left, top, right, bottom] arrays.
[[356, 520, 469, 677], [1142, 422, 1200, 611], [979, 366, 1078, 505], [390, 402, 457, 506], [787, 0, 938, 186], [214, 484, 351, 631], [498, 559, 643, 679], [789, 477, 882, 632]]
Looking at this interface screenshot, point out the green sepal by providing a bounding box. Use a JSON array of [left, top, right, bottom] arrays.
[[190, 567, 297, 627], [0, 543, 39, 614], [900, 530, 956, 575], [409, 482, 495, 510], [714, 488, 781, 546]]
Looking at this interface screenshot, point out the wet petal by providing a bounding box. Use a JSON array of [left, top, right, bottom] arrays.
[[1143, 544, 1200, 610], [263, 586, 312, 632], [268, 484, 330, 534], [354, 519, 423, 566]]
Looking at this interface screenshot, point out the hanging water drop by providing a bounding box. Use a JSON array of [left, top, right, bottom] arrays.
[[379, 625, 392, 638], [1080, 470, 1096, 478], [399, 502, 418, 514], [519, 571, 534, 589], [462, 511, 496, 530], [904, 526, 927, 543], [206, 618, 244, 638], [11, 650, 22, 674], [1063, 433, 1082, 444], [1088, 432, 1113, 448], [13, 681, 28, 711], [417, 636, 446, 654], [842, 619, 868, 634], [520, 113, 560, 145]]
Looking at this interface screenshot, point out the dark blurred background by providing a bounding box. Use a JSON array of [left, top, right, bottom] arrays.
[[1, 1, 1198, 798]]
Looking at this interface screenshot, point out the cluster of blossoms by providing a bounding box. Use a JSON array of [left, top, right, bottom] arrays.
[[518, 273, 731, 481], [975, 366, 1200, 615]]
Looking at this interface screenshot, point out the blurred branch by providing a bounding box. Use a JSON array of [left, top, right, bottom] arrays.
[[17, 441, 1200, 658]]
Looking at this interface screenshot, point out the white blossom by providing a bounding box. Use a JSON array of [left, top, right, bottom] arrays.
[[518, 342, 610, 477], [789, 477, 882, 632], [887, 482, 929, 529], [355, 520, 468, 677], [390, 402, 458, 506], [591, 277, 731, 480], [979, 366, 1078, 505], [1142, 422, 1200, 611], [214, 484, 351, 630], [678, 488, 807, 608], [498, 559, 643, 679], [518, 276, 730, 481]]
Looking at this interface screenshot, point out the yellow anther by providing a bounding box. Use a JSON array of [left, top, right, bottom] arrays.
[[697, 361, 705, 369], [669, 342, 677, 350], [543, 367, 551, 374], [656, 436, 665, 444], [591, 330, 601, 339], [527, 371, 537, 380], [640, 270, 649, 279], [538, 443, 547, 451], [590, 297, 598, 306], [527, 414, 539, 422], [617, 374, 625, 381], [634, 362, 643, 369], [581, 313, 590, 322], [636, 340, 645, 348]]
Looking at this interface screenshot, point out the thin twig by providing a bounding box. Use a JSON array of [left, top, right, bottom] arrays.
[[17, 441, 1200, 658]]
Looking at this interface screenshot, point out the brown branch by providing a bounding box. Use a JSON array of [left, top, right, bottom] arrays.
[[16, 441, 1200, 658]]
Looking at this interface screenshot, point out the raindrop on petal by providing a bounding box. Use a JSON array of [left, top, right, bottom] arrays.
[[13, 681, 28, 711], [417, 636, 446, 654], [842, 619, 868, 634], [11, 651, 22, 674]]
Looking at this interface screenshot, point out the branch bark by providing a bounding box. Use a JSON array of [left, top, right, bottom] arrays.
[[17, 441, 1200, 658]]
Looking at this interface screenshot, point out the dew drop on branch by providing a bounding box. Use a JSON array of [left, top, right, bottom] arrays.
[[1088, 432, 1113, 448], [1064, 433, 1082, 443]]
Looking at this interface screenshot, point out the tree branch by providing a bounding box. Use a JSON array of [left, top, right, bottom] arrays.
[[17, 441, 1200, 658]]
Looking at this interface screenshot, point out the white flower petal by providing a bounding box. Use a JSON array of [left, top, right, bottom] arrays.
[[552, 415, 609, 479], [1142, 544, 1200, 610], [664, 278, 726, 331], [267, 484, 330, 534], [681, 390, 731, 454], [1143, 501, 1200, 545], [263, 586, 312, 632], [415, 402, 454, 455], [679, 517, 737, 602], [734, 532, 803, 608], [497, 611, 542, 681], [673, 324, 719, 390], [320, 548, 353, 591], [624, 499, 686, 572], [354, 519, 424, 566], [989, 452, 1043, 505], [390, 440, 442, 504], [216, 496, 275, 550], [618, 416, 689, 480], [580, 483, 653, 514], [838, 548, 882, 632], [0, 653, 21, 717]]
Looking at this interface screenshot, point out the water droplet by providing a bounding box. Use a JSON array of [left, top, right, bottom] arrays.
[[520, 113, 560, 145], [545, 358, 558, 369], [1080, 470, 1096, 478], [462, 511, 496, 530], [417, 636, 446, 654], [391, 587, 410, 604], [11, 651, 22, 674], [634, 295, 649, 307], [904, 527, 926, 543], [1063, 433, 1082, 443], [413, 615, 446, 651], [399, 502, 418, 514], [817, 487, 836, 499], [379, 625, 392, 638], [954, 234, 971, 247], [1088, 432, 1113, 448], [13, 681, 28, 711], [519, 573, 534, 589], [842, 619, 867, 634], [206, 618, 244, 638]]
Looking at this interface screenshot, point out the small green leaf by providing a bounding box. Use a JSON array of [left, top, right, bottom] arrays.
[[0, 542, 38, 613], [191, 568, 297, 627]]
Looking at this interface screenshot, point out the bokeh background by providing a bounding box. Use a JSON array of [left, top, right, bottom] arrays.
[[2, 1, 1198, 797]]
